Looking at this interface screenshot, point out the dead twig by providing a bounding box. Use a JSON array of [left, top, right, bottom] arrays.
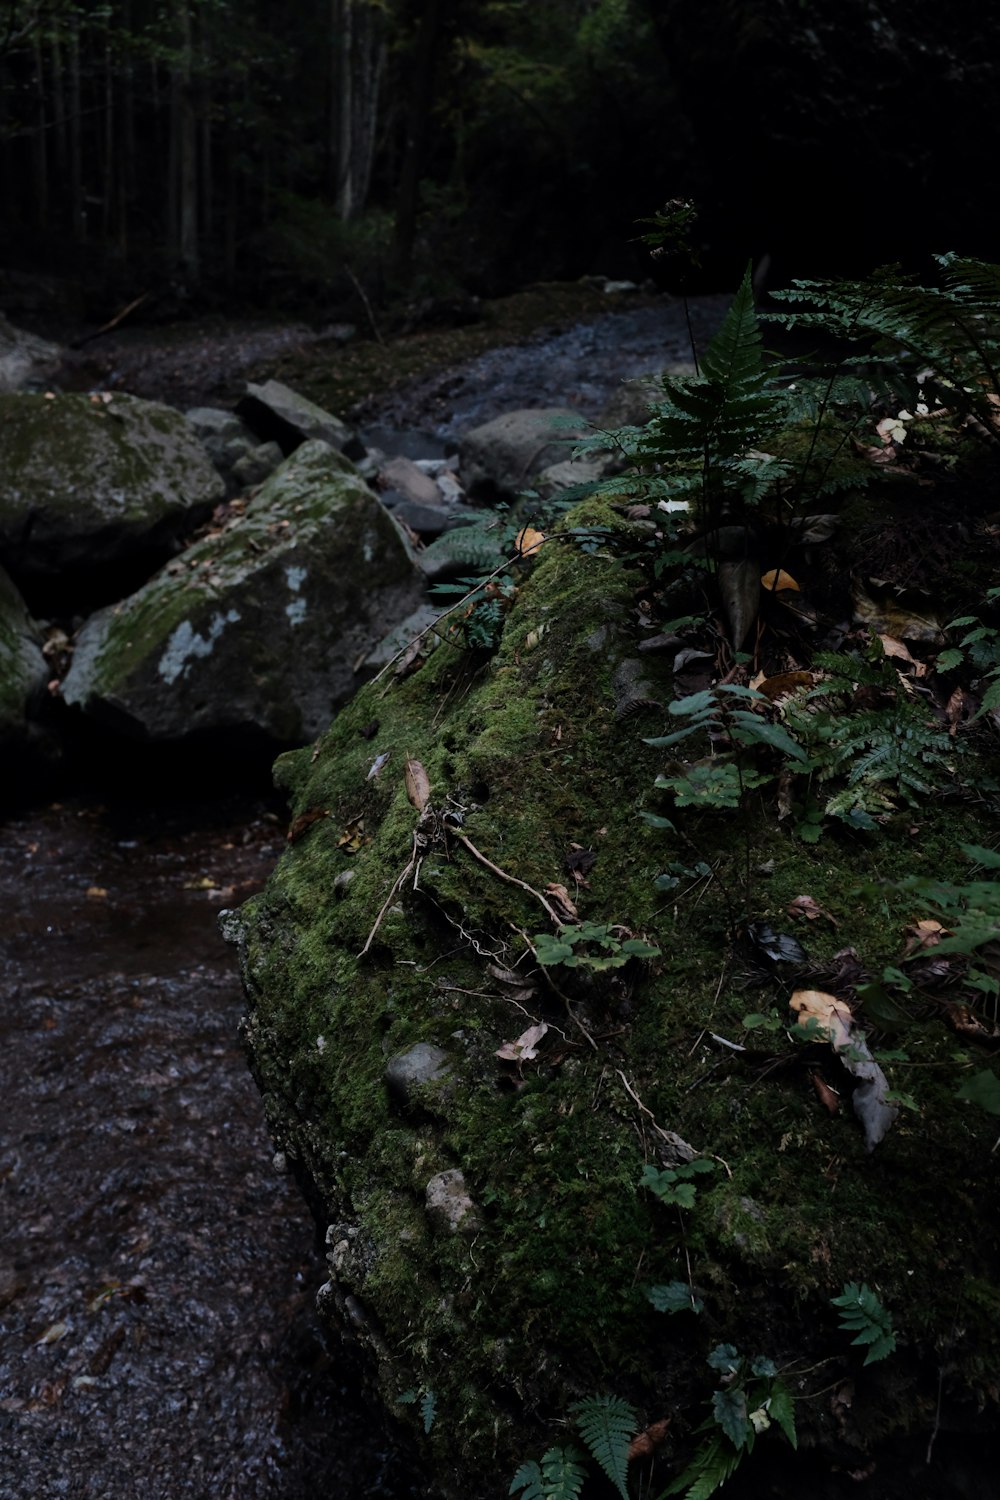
[[344, 262, 384, 345], [358, 836, 418, 956], [454, 832, 566, 926]]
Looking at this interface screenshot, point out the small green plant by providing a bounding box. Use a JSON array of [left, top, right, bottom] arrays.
[[665, 1345, 797, 1500], [510, 1395, 637, 1500], [397, 1385, 437, 1432], [429, 571, 516, 651], [830, 1282, 896, 1365], [640, 1157, 716, 1211], [648, 1279, 704, 1315], [939, 587, 1000, 720], [533, 921, 661, 971], [645, 684, 808, 813], [895, 842, 1000, 1002]]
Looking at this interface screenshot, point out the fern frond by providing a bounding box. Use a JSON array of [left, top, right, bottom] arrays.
[[418, 519, 510, 579], [509, 1446, 588, 1500], [637, 266, 786, 474], [571, 1395, 636, 1500], [664, 1433, 742, 1499]]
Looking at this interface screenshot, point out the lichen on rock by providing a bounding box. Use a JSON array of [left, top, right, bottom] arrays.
[[61, 439, 425, 742]]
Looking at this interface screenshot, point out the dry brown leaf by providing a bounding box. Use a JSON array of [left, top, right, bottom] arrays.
[[514, 526, 545, 559], [787, 894, 839, 927], [756, 670, 813, 701], [903, 918, 948, 954], [879, 633, 928, 678], [811, 1071, 841, 1115], [790, 988, 897, 1150], [404, 758, 431, 812], [495, 1021, 548, 1063], [85, 886, 108, 899], [760, 568, 800, 592], [287, 808, 330, 843], [628, 1418, 671, 1461], [545, 882, 579, 922]]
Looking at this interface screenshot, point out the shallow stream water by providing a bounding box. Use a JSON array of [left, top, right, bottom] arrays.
[[0, 794, 417, 1499]]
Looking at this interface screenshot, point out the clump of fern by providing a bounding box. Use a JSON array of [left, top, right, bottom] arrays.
[[784, 639, 958, 830], [510, 1394, 636, 1500], [587, 260, 881, 535], [767, 254, 1000, 434]]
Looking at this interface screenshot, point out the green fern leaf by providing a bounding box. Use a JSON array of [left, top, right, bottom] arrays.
[[510, 1446, 588, 1500], [420, 1388, 436, 1433], [509, 1460, 545, 1500], [664, 1433, 742, 1499], [766, 1383, 798, 1450], [571, 1395, 636, 1500]]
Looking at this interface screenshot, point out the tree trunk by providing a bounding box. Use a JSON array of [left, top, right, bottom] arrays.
[[332, 0, 384, 222], [69, 11, 84, 239], [31, 30, 47, 231], [392, 0, 443, 278], [172, 0, 198, 280]]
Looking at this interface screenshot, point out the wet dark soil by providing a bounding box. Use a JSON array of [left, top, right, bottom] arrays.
[[0, 796, 418, 1500]]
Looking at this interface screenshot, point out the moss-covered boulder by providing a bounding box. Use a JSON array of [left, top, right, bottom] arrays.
[[0, 563, 46, 743], [229, 501, 1000, 1496], [0, 391, 224, 586], [61, 441, 425, 744]]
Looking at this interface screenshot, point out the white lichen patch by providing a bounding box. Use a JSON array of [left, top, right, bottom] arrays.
[[158, 608, 241, 684], [285, 564, 308, 626]]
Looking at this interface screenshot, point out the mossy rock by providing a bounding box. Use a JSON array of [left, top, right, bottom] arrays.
[[0, 390, 223, 585], [61, 440, 425, 744], [230, 498, 1000, 1496]]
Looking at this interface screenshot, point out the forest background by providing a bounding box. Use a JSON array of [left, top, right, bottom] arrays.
[[3, 0, 1000, 321]]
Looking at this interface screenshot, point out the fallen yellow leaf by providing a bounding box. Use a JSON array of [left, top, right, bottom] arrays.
[[513, 526, 545, 559], [761, 568, 800, 592]]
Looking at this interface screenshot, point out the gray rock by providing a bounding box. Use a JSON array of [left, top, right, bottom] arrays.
[[184, 406, 252, 444], [0, 391, 224, 580], [361, 604, 446, 675], [379, 456, 442, 508], [0, 313, 62, 393], [424, 1169, 482, 1238], [237, 379, 364, 460], [0, 563, 46, 742], [60, 440, 425, 743], [385, 1043, 452, 1105], [386, 499, 478, 538], [459, 408, 586, 501], [230, 441, 283, 490], [535, 456, 611, 498]]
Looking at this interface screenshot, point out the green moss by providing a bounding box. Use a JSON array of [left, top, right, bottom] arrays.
[[236, 499, 1000, 1494]]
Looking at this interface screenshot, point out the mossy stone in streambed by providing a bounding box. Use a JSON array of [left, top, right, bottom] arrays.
[[61, 440, 424, 743], [0, 391, 224, 586], [230, 496, 1000, 1496]]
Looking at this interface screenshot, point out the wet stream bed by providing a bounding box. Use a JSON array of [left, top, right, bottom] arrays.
[[0, 795, 416, 1499]]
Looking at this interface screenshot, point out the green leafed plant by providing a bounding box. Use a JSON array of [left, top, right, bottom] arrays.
[[509, 1396, 638, 1500], [830, 1282, 896, 1365], [640, 1157, 715, 1212], [509, 1446, 588, 1500], [665, 1346, 797, 1500], [533, 921, 660, 972], [648, 1279, 704, 1315]]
